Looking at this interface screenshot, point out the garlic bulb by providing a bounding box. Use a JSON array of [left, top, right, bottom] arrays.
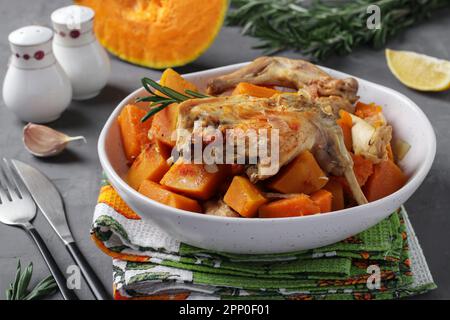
[[23, 123, 86, 157]]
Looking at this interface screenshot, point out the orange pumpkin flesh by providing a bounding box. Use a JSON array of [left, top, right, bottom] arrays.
[[363, 159, 407, 202], [118, 104, 152, 162], [267, 150, 328, 195], [323, 178, 345, 211], [138, 180, 202, 213], [151, 68, 198, 147], [310, 189, 333, 213], [76, 0, 228, 69], [223, 176, 268, 218], [126, 141, 171, 190], [160, 159, 227, 200], [258, 194, 320, 218], [232, 82, 281, 98]]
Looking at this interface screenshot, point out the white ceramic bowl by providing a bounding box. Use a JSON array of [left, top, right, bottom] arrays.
[[98, 62, 436, 254]]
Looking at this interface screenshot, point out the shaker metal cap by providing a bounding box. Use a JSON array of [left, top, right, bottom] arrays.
[[9, 25, 53, 47]]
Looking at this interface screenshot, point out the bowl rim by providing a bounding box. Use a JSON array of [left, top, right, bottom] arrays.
[[98, 62, 436, 223]]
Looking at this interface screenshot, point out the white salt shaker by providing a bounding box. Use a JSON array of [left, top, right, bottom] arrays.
[[2, 26, 72, 123], [52, 5, 110, 100]]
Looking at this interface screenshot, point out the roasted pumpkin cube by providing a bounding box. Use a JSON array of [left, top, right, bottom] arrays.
[[150, 69, 199, 147], [138, 180, 202, 213], [118, 104, 152, 162], [223, 176, 268, 218], [337, 110, 353, 152], [363, 159, 407, 202], [160, 160, 226, 200], [150, 103, 179, 147], [310, 189, 333, 213], [351, 153, 374, 187], [127, 141, 171, 190], [267, 150, 328, 194], [232, 82, 280, 98], [259, 194, 321, 218], [323, 178, 345, 211], [355, 101, 382, 119], [160, 68, 198, 93]]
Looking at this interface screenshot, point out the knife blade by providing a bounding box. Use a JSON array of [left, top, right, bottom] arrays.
[[11, 160, 74, 244], [11, 159, 110, 300]]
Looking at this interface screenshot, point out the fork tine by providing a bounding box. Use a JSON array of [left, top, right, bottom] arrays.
[[0, 163, 13, 202], [4, 158, 32, 199], [0, 175, 7, 203], [0, 159, 21, 200]]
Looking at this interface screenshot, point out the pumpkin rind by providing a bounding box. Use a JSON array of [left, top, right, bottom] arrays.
[[75, 0, 228, 69]]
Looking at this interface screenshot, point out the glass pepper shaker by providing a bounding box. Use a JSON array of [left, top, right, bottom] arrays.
[[2, 25, 72, 123], [52, 5, 111, 101]]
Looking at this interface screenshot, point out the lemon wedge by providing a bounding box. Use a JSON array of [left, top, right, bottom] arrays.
[[386, 49, 450, 91]]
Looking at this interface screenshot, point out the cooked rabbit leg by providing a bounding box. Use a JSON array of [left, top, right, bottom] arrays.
[[207, 56, 359, 103], [176, 93, 368, 205]]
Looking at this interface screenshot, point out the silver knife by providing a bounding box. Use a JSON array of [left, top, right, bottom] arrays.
[[11, 159, 110, 300]]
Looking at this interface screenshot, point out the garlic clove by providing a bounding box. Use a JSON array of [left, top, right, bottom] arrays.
[[23, 123, 86, 157]]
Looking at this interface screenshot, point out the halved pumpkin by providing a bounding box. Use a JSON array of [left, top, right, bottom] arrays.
[[75, 0, 228, 69]]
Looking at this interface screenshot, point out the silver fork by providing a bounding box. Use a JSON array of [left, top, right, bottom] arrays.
[[0, 159, 78, 300]]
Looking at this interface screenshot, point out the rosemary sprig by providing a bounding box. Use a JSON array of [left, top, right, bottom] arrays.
[[227, 0, 450, 60], [5, 260, 57, 300], [138, 78, 209, 122]]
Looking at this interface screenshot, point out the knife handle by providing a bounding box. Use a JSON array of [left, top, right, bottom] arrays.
[[65, 241, 110, 300], [26, 226, 79, 300]]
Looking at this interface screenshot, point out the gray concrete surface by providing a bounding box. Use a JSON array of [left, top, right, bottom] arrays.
[[0, 0, 449, 300]]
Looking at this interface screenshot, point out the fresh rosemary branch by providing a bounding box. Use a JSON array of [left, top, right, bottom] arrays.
[[5, 260, 57, 300], [138, 78, 209, 122], [227, 0, 450, 60]]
